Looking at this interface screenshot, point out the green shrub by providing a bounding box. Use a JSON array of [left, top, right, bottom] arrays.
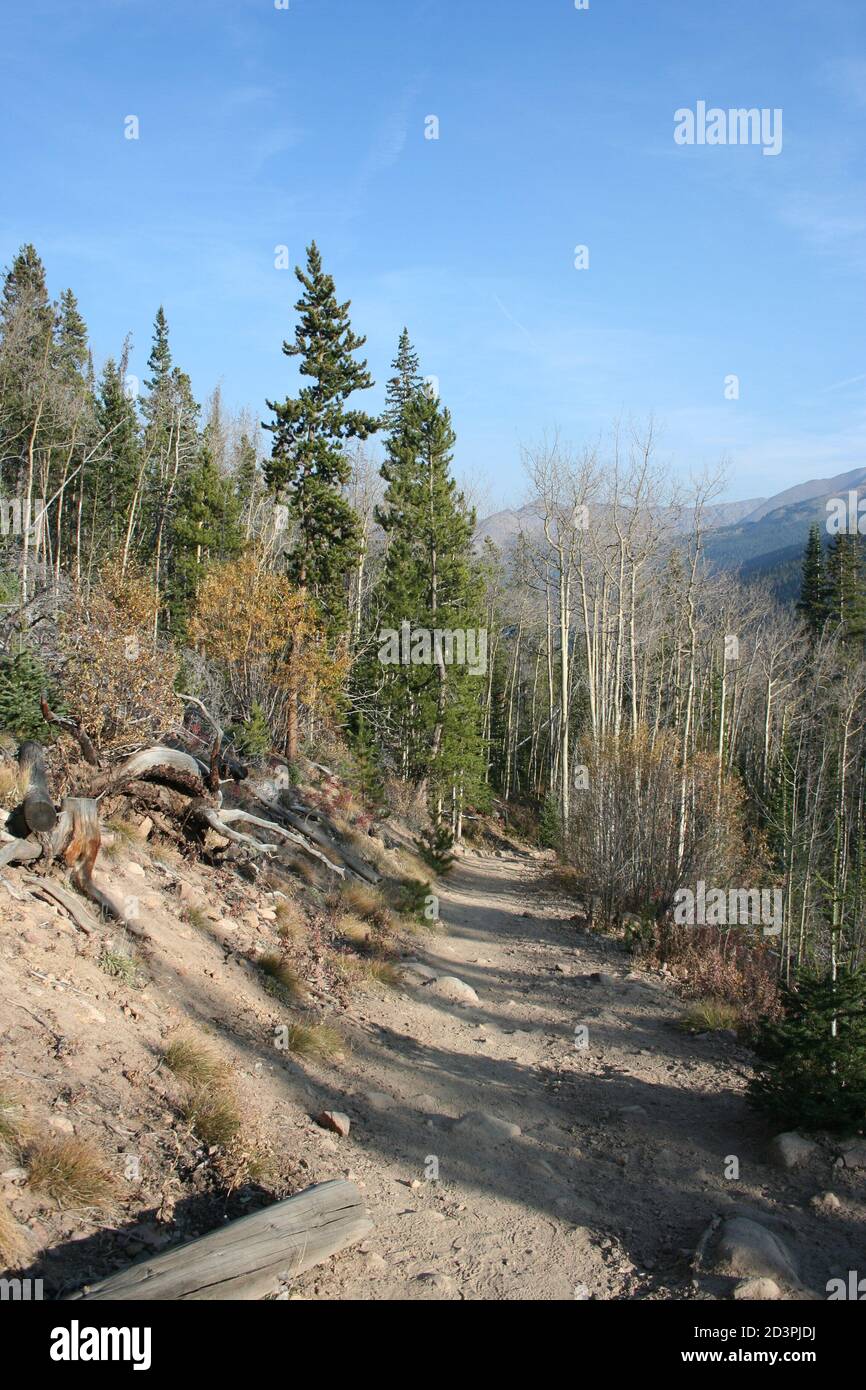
[[538, 794, 561, 850], [0, 648, 51, 740], [225, 701, 271, 759], [749, 967, 866, 1133]]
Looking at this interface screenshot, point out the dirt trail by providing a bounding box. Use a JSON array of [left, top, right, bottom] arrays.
[[295, 846, 866, 1301]]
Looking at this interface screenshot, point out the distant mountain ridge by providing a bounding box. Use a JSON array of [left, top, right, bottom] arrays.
[[477, 467, 866, 590]]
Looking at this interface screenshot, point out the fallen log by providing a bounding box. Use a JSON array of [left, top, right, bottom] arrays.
[[51, 797, 146, 936], [20, 874, 98, 935], [19, 740, 57, 833], [218, 808, 346, 876], [70, 1180, 372, 1301], [0, 837, 43, 869], [247, 793, 381, 884], [91, 747, 210, 801]]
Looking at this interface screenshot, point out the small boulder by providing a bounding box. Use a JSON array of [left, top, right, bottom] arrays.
[[733, 1278, 781, 1301], [361, 1090, 395, 1113], [454, 1111, 521, 1142], [810, 1191, 842, 1212], [315, 1110, 350, 1138], [711, 1217, 798, 1285], [427, 976, 479, 1005], [768, 1132, 820, 1170], [839, 1139, 866, 1170]]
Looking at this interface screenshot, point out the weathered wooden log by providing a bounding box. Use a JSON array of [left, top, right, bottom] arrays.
[[19, 740, 57, 833], [90, 747, 211, 800], [0, 837, 43, 868], [217, 808, 346, 876], [51, 797, 146, 936], [243, 791, 381, 884], [70, 1180, 372, 1301], [21, 874, 98, 935]]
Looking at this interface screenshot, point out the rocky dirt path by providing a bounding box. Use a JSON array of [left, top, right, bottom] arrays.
[[294, 847, 866, 1301]]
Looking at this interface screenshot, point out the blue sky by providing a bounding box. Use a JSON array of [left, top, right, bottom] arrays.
[[2, 0, 865, 511]]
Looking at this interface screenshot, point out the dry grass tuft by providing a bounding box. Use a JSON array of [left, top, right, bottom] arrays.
[[282, 1021, 344, 1061], [25, 1135, 116, 1210], [0, 1196, 29, 1268], [164, 1034, 246, 1155], [98, 944, 144, 987], [164, 1035, 226, 1089], [679, 998, 744, 1033], [274, 899, 305, 944], [0, 1085, 29, 1156], [182, 1088, 243, 1149], [149, 840, 182, 868], [0, 762, 29, 807], [258, 951, 306, 1001]]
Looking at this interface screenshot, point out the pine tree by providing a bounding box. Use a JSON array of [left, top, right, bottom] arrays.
[[144, 305, 172, 399], [374, 386, 485, 822], [139, 308, 201, 614], [94, 353, 143, 550], [53, 289, 89, 382], [0, 647, 53, 740], [168, 446, 244, 637], [264, 242, 379, 618], [825, 533, 866, 647], [749, 967, 866, 1132], [233, 433, 260, 531], [796, 524, 828, 636], [0, 245, 53, 497], [383, 327, 423, 434]]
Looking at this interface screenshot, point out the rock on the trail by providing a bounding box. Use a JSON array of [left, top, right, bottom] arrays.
[[733, 1278, 782, 1301], [427, 975, 479, 1004], [360, 1090, 395, 1113], [708, 1217, 799, 1285], [315, 1110, 351, 1138], [768, 1132, 820, 1170], [810, 1191, 841, 1212], [454, 1111, 521, 1142], [588, 971, 617, 987], [838, 1138, 866, 1170]]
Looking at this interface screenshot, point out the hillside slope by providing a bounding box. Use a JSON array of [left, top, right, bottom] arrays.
[[3, 828, 863, 1301]]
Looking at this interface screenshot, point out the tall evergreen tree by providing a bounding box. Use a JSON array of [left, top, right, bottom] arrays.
[[53, 289, 89, 382], [0, 245, 53, 497], [168, 445, 244, 637], [264, 241, 379, 618], [383, 327, 423, 434], [94, 354, 143, 551], [825, 532, 866, 647], [374, 386, 485, 822], [796, 524, 828, 636]]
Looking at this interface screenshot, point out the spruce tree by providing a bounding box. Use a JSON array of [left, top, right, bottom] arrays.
[[53, 289, 89, 382], [264, 242, 379, 620], [95, 353, 142, 549], [825, 532, 866, 647], [796, 524, 828, 636], [374, 386, 485, 821], [0, 647, 53, 740], [749, 967, 866, 1132], [383, 327, 423, 434], [0, 245, 53, 496], [168, 446, 243, 637]]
